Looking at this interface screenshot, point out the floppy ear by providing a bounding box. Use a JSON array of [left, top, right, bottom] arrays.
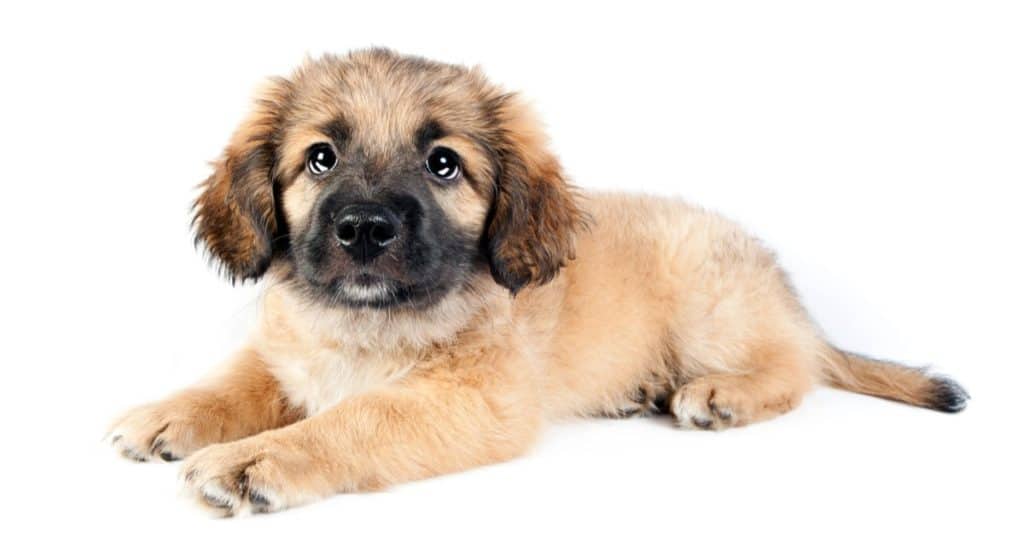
[[193, 78, 291, 283], [485, 95, 587, 293]]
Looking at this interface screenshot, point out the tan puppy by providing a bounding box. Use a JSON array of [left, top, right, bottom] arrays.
[[109, 49, 968, 515]]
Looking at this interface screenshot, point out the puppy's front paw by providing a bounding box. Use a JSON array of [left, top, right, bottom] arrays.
[[181, 433, 332, 516], [108, 396, 227, 462]]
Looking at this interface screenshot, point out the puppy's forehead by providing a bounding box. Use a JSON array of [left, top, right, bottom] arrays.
[[287, 53, 492, 151]]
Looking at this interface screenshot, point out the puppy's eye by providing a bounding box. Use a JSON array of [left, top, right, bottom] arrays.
[[307, 143, 337, 176], [425, 147, 460, 181]]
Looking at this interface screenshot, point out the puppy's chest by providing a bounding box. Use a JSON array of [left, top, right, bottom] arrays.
[[261, 345, 415, 416]]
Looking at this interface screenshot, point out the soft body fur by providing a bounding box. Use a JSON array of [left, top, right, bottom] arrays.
[[109, 49, 967, 515]]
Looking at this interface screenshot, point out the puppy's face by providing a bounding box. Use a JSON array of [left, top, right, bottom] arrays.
[[194, 49, 585, 309]]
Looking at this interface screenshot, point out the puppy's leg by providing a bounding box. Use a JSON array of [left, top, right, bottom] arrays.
[[670, 345, 813, 430], [180, 349, 540, 515], [109, 349, 300, 462]]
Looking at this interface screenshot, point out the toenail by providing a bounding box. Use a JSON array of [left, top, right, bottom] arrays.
[[249, 490, 270, 507], [692, 416, 713, 429]]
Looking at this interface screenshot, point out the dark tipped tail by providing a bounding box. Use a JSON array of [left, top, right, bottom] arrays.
[[926, 376, 971, 413], [821, 347, 969, 413]]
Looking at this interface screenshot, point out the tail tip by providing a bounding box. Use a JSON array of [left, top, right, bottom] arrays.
[[928, 376, 970, 413]]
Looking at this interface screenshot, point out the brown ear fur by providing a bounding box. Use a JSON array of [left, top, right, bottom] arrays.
[[486, 95, 587, 293], [193, 78, 292, 282]]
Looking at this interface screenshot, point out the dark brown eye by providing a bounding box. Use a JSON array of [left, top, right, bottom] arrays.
[[425, 147, 460, 181], [307, 143, 337, 176]]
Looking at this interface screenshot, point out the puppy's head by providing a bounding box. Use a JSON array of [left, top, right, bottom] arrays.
[[193, 49, 585, 309]]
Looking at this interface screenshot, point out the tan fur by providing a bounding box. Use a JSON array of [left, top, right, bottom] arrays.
[[820, 347, 955, 410], [111, 49, 966, 515]]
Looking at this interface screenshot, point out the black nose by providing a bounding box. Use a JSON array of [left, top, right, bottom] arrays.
[[334, 203, 400, 263]]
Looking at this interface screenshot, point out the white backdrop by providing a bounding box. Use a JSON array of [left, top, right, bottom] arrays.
[[1, 1, 1020, 533]]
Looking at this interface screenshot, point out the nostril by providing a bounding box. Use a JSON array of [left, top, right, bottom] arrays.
[[332, 203, 400, 260], [369, 222, 396, 246], [337, 222, 358, 246]]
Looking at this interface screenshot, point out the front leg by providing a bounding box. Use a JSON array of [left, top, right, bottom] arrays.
[[181, 350, 541, 515], [109, 349, 301, 462]]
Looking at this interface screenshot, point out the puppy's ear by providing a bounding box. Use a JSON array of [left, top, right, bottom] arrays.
[[193, 78, 291, 282], [485, 94, 587, 293]]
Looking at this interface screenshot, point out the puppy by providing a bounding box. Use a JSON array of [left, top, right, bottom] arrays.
[[109, 48, 968, 515]]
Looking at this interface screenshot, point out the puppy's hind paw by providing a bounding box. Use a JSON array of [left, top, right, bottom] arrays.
[[670, 378, 743, 431]]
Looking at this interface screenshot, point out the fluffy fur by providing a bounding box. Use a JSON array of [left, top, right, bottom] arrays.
[[109, 49, 968, 516]]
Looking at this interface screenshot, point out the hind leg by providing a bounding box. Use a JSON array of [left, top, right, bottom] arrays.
[[670, 351, 813, 430]]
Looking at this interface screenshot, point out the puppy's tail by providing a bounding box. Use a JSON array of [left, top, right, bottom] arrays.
[[820, 347, 969, 413]]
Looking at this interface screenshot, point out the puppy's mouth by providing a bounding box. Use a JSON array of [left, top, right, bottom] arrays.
[[351, 272, 388, 287], [301, 270, 440, 309], [330, 272, 407, 306]]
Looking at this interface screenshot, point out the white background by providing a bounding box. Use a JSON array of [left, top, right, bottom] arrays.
[[1, 1, 1021, 533]]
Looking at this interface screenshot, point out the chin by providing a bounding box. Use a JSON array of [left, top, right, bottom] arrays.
[[334, 279, 396, 308], [298, 271, 461, 310]]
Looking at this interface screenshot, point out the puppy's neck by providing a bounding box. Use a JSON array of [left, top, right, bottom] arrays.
[[253, 272, 510, 357]]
